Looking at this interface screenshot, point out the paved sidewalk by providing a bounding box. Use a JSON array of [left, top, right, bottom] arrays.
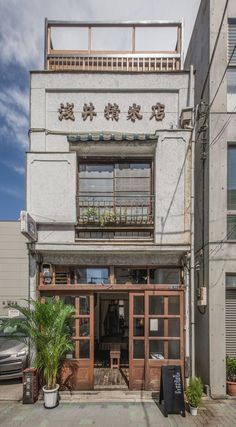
[[1, 399, 236, 427]]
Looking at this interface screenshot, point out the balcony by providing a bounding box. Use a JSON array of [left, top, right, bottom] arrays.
[[77, 195, 155, 226], [45, 20, 183, 72]]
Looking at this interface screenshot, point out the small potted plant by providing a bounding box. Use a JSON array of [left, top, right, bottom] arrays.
[[186, 377, 203, 416], [226, 356, 236, 396]]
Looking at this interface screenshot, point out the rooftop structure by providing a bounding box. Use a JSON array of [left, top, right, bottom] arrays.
[[45, 19, 184, 73]]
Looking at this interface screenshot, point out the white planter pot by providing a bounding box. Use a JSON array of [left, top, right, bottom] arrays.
[[43, 384, 59, 408], [189, 405, 198, 416]]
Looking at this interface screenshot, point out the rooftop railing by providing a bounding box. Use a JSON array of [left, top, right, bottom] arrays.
[[45, 20, 183, 72]]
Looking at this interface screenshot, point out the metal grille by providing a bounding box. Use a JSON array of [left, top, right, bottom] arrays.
[[228, 19, 236, 65], [226, 289, 236, 358]]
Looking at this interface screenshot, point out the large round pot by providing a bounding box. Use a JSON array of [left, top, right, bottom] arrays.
[[227, 381, 236, 396], [189, 405, 198, 416], [42, 384, 59, 408]]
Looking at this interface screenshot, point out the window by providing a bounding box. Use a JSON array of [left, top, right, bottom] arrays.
[[78, 160, 153, 226], [227, 19, 236, 111], [227, 145, 236, 239], [76, 268, 109, 285]]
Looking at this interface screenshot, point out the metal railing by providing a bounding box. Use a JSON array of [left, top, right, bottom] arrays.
[[77, 195, 155, 226], [45, 20, 183, 72]]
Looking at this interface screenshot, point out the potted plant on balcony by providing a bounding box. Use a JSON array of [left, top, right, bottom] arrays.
[[6, 298, 75, 408], [226, 356, 236, 396], [186, 377, 203, 416]]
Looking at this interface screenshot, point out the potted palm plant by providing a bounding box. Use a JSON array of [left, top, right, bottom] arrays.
[[7, 298, 75, 408], [186, 377, 203, 416], [226, 356, 236, 396]]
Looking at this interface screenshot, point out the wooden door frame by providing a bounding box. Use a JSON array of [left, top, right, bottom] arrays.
[[129, 290, 185, 391]]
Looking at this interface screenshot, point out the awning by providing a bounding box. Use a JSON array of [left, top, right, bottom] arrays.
[[67, 132, 158, 142]]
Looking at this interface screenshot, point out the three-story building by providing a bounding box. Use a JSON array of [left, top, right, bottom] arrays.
[[27, 20, 194, 390]]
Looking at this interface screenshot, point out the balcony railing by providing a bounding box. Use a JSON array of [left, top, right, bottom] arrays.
[[77, 195, 155, 226], [45, 20, 183, 72]]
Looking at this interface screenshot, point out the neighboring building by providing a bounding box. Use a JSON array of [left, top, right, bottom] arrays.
[[0, 221, 28, 316], [27, 20, 194, 390], [185, 0, 236, 398]]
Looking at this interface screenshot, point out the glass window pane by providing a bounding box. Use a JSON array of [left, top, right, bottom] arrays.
[[226, 274, 236, 288], [227, 216, 236, 240], [133, 318, 144, 336], [168, 319, 180, 337], [227, 69, 236, 112], [116, 268, 147, 284], [80, 296, 90, 315], [228, 145, 236, 209], [60, 296, 75, 307], [168, 296, 180, 315], [115, 177, 150, 192], [79, 178, 113, 193], [149, 340, 164, 359], [115, 163, 151, 178], [79, 163, 113, 178], [133, 296, 144, 315], [79, 318, 90, 337], [149, 318, 164, 337], [149, 268, 180, 284], [76, 268, 109, 285], [149, 296, 164, 315], [80, 340, 90, 358], [168, 341, 180, 359], [133, 340, 144, 359]]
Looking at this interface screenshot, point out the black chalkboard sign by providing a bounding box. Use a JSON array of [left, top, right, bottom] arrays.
[[159, 365, 185, 417]]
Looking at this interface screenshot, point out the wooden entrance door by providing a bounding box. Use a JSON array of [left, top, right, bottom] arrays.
[[129, 291, 184, 391], [61, 294, 94, 390], [129, 293, 146, 389]]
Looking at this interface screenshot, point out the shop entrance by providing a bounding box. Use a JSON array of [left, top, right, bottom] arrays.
[[59, 289, 184, 391], [94, 292, 129, 389]]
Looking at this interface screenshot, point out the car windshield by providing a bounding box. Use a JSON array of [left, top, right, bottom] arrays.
[[0, 318, 27, 337]]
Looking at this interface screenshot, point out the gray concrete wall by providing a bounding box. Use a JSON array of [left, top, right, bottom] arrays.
[[0, 221, 28, 316], [185, 0, 236, 397], [28, 72, 192, 247]]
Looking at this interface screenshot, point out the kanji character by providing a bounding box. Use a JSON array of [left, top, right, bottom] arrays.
[[127, 103, 142, 122], [82, 102, 97, 121], [104, 103, 120, 121], [58, 103, 75, 121], [149, 103, 165, 121]]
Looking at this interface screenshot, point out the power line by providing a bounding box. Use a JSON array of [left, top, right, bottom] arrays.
[[200, 0, 229, 100]]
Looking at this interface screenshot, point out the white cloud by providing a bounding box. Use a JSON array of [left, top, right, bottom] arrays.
[[0, 160, 25, 175], [0, 0, 201, 70], [0, 86, 29, 148], [0, 185, 24, 199]]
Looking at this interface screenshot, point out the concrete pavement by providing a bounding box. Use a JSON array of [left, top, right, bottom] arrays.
[[1, 398, 236, 426]]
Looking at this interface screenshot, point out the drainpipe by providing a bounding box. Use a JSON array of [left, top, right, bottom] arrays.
[[190, 64, 195, 378]]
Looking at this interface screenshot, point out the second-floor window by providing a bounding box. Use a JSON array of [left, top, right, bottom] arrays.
[[78, 160, 153, 225], [227, 19, 236, 111], [227, 144, 236, 239]]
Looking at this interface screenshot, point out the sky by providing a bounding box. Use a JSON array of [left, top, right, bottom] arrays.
[[0, 0, 201, 220]]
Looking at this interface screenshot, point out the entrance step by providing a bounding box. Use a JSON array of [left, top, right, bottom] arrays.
[[94, 368, 129, 390], [56, 390, 159, 403]]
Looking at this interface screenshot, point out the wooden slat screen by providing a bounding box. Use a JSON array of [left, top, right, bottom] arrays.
[[226, 288, 236, 357], [228, 19, 236, 65]]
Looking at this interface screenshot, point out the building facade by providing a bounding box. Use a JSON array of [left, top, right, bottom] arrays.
[[185, 0, 236, 398], [0, 221, 28, 316], [27, 20, 194, 390]]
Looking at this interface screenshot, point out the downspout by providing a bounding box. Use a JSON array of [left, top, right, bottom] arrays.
[[190, 64, 195, 378]]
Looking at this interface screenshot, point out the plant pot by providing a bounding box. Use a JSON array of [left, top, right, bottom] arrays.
[[189, 405, 198, 416], [227, 380, 236, 396], [43, 384, 59, 409]]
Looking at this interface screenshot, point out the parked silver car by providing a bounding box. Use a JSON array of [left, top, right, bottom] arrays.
[[0, 317, 28, 380]]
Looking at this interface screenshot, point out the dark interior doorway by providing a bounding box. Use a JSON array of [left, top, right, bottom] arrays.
[[94, 292, 129, 389]]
